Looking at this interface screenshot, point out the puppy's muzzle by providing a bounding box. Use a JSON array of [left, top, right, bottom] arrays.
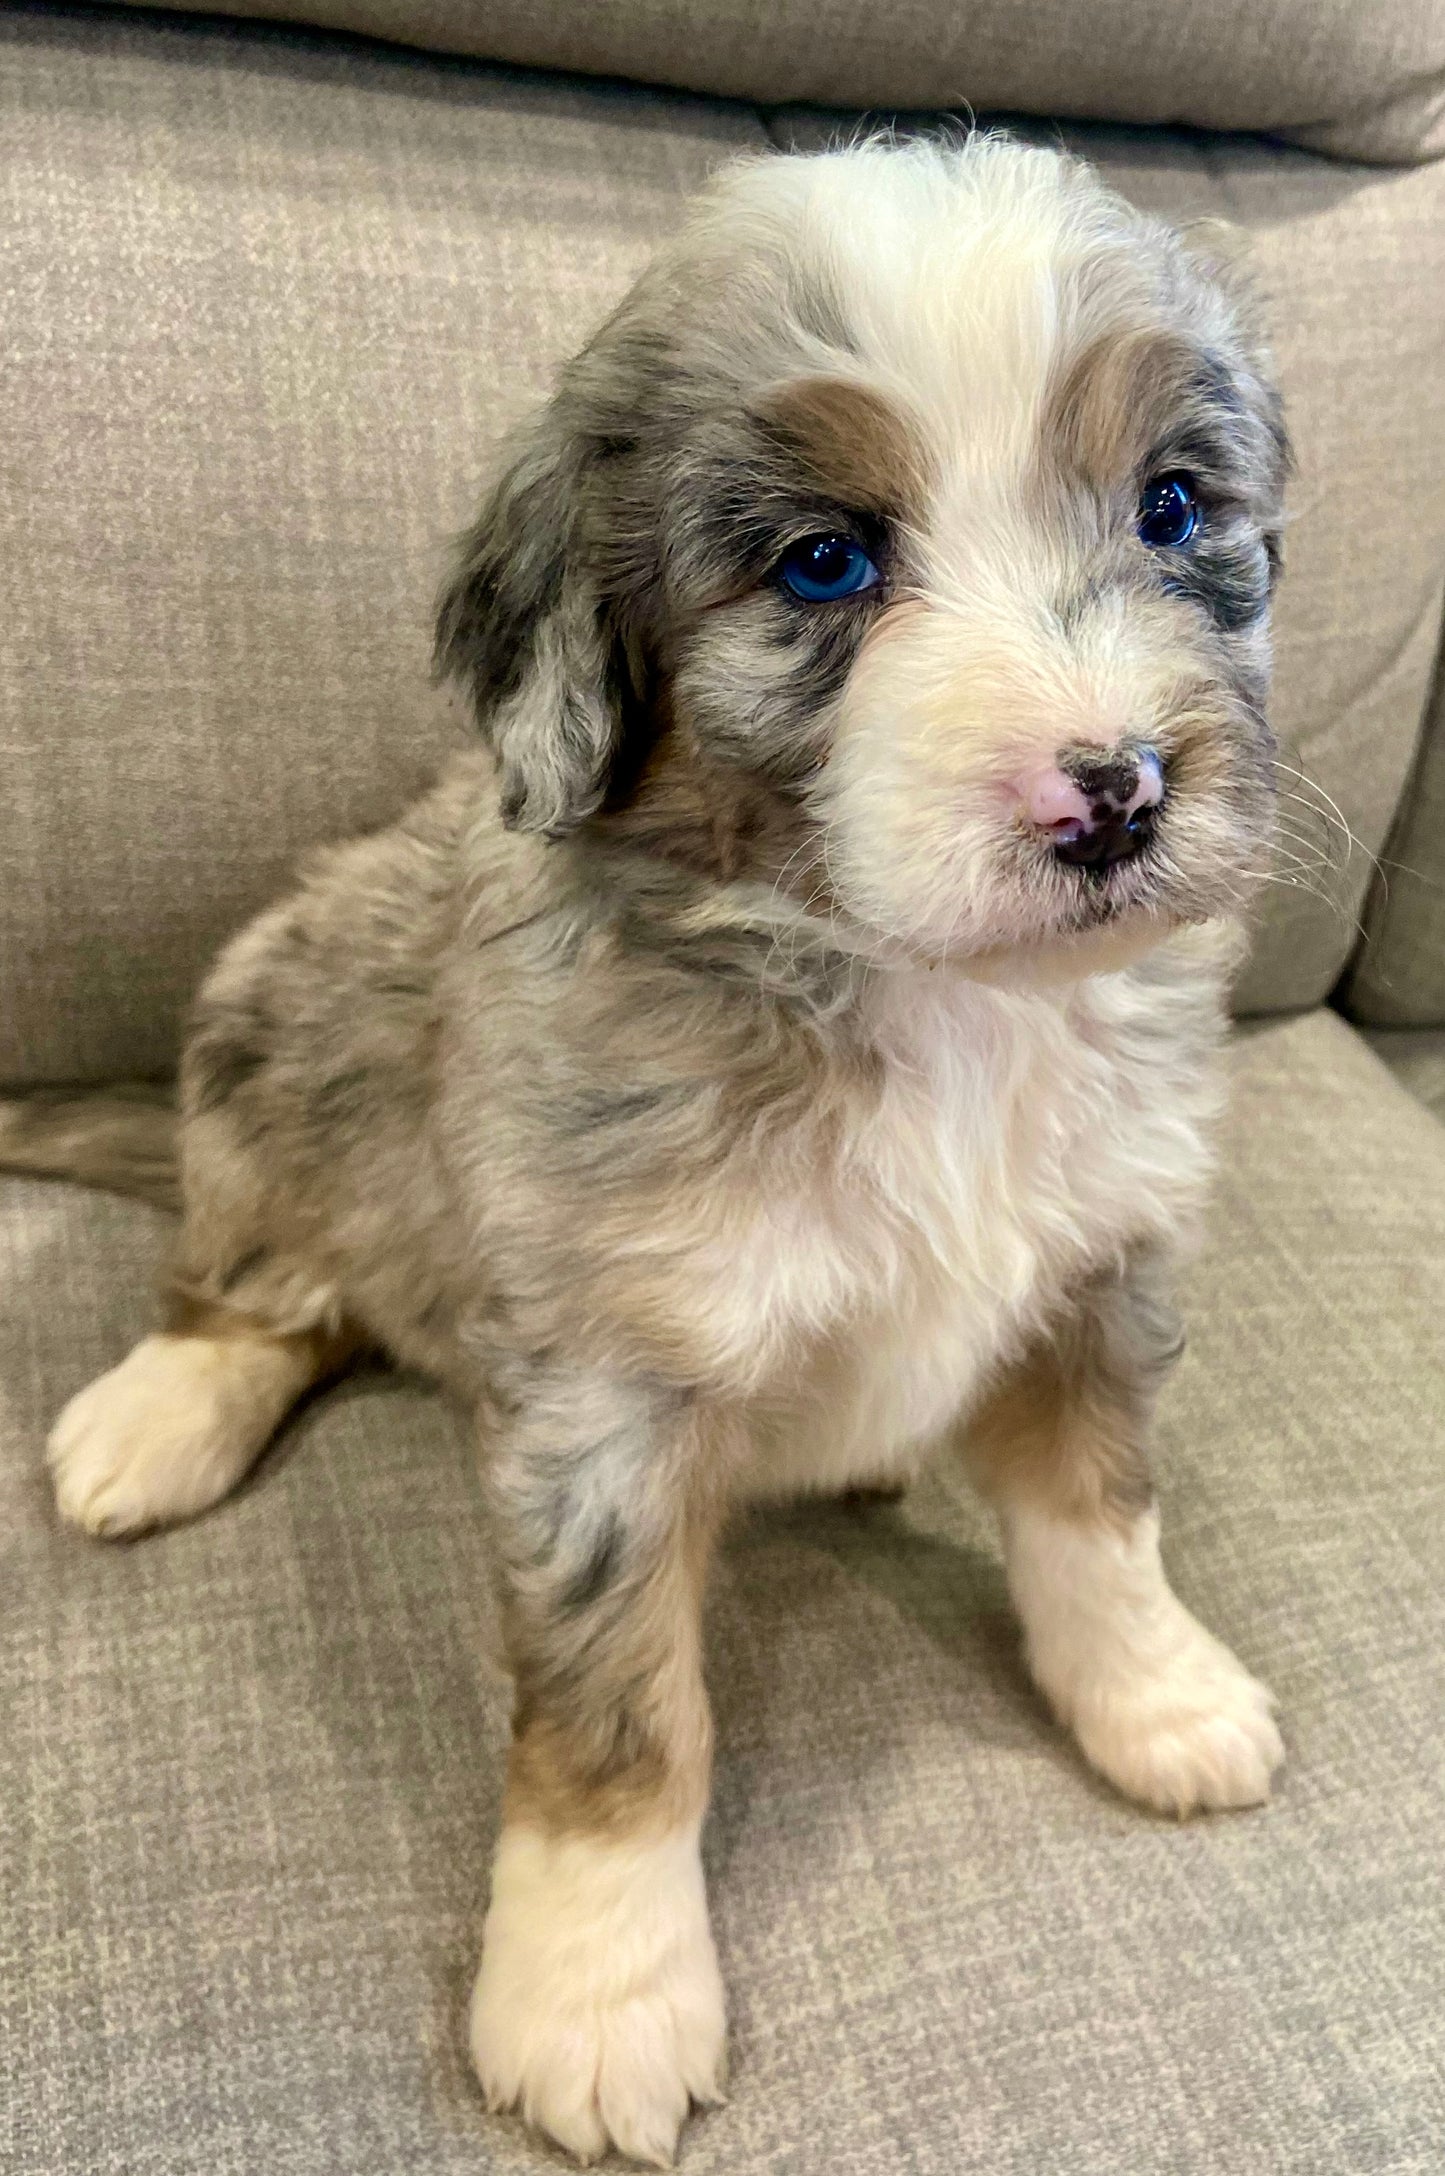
[[1016, 744, 1166, 871]]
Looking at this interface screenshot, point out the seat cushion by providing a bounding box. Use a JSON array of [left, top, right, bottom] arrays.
[[3, 1006, 1443, 2174], [1362, 1025, 1445, 1119], [115, 0, 1445, 165]]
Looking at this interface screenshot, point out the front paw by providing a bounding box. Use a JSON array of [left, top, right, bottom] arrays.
[[472, 1822, 726, 2167], [1058, 1621, 1283, 1817], [1006, 1506, 1284, 1819], [48, 1335, 266, 1536]]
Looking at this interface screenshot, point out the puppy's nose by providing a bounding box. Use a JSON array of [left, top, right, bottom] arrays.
[[1019, 746, 1164, 869]]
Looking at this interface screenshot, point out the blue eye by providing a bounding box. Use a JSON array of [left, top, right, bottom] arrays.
[[778, 533, 882, 602], [1137, 473, 1199, 550]]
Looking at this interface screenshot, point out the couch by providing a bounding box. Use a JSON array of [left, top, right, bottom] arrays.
[[2, 4, 1443, 2170]]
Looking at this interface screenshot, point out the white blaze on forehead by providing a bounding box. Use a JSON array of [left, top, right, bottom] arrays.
[[717, 139, 1150, 486]]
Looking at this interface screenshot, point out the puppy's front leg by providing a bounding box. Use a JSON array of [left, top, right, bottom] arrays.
[[473, 1372, 731, 2168], [964, 1258, 1283, 1816]]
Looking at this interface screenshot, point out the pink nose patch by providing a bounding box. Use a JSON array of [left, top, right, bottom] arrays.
[[1015, 750, 1165, 848], [1021, 769, 1095, 832]]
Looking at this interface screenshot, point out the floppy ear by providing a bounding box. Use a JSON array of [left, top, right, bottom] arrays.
[[434, 412, 623, 838]]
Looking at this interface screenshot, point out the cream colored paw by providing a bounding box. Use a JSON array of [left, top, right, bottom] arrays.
[[1005, 1503, 1284, 1818], [48, 1332, 307, 1537], [472, 1822, 726, 2167], [1062, 1624, 1283, 1815]]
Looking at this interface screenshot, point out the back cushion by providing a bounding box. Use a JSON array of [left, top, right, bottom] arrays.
[[1342, 662, 1445, 1027], [113, 0, 1445, 164]]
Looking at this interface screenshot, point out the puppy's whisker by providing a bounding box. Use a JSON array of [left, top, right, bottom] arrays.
[[1374, 854, 1440, 890], [1271, 763, 1387, 896], [1268, 839, 1333, 883], [1245, 869, 1333, 907], [1271, 811, 1347, 874]]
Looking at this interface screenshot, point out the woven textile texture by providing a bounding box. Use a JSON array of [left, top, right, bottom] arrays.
[[115, 0, 1445, 162]]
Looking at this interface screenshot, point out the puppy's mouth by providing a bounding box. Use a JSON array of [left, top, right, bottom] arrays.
[[1042, 858, 1166, 953], [1063, 860, 1147, 922], [1015, 774, 1268, 953]]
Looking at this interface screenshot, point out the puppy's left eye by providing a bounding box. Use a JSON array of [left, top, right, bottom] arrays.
[[777, 533, 882, 602], [1137, 473, 1200, 550]]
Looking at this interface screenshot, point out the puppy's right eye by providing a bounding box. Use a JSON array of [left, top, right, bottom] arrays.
[[1137, 473, 1200, 551], [777, 533, 882, 602]]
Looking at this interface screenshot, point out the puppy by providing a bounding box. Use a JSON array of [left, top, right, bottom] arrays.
[[6, 137, 1289, 2167]]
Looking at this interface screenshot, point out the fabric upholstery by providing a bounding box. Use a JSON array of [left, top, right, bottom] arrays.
[[1343, 654, 1445, 1027], [2, 1006, 1443, 2175], [115, 0, 1445, 165], [3, 6, 1444, 1072], [1363, 1027, 1445, 1120]]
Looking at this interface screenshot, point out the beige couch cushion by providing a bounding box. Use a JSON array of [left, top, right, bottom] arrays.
[[4, 1008, 1444, 2173], [1364, 1027, 1445, 1118], [3, 7, 1445, 1077], [118, 0, 1445, 165], [1343, 659, 1445, 1027]]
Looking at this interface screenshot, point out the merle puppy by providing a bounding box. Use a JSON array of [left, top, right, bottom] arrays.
[[3, 136, 1289, 2168]]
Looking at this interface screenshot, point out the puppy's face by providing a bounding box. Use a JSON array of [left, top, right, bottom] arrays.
[[439, 140, 1287, 967]]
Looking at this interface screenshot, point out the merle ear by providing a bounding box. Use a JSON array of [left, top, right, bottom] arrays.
[[434, 411, 622, 839]]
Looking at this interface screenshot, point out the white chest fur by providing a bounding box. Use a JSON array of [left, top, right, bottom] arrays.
[[736, 946, 1224, 1498]]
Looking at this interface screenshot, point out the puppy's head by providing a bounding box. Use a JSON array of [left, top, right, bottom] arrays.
[[438, 137, 1287, 967]]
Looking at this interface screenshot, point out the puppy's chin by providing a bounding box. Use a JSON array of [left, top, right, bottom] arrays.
[[946, 913, 1181, 991]]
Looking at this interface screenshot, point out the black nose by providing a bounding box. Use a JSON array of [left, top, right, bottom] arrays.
[[1050, 802, 1159, 869], [1051, 745, 1165, 870]]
